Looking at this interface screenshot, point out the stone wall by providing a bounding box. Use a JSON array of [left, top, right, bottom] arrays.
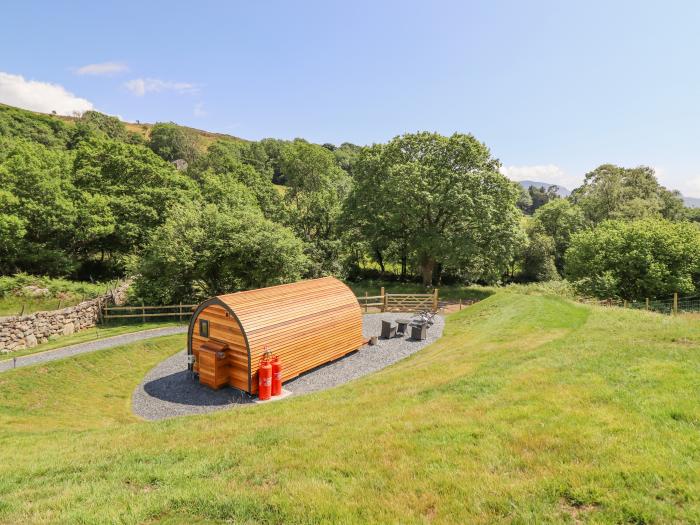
[[0, 281, 130, 354]]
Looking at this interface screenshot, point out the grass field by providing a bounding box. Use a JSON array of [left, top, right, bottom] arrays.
[[1, 292, 699, 523], [0, 275, 108, 316], [0, 321, 183, 361]]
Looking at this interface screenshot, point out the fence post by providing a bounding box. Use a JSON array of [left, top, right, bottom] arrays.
[[459, 298, 462, 311], [381, 287, 386, 312], [646, 298, 650, 310], [364, 292, 368, 313], [179, 302, 183, 322], [142, 301, 146, 323], [623, 300, 628, 308], [673, 292, 678, 315], [433, 289, 439, 311]]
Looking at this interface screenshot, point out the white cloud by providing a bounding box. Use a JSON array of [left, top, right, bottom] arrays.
[[499, 164, 580, 190], [0, 71, 93, 115], [193, 102, 207, 117], [124, 78, 197, 96], [75, 61, 128, 76]]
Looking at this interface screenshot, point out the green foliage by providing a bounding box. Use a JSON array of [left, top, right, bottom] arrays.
[[0, 103, 72, 148], [132, 203, 308, 304], [526, 184, 560, 214], [189, 140, 282, 217], [565, 218, 700, 299], [73, 136, 198, 262], [0, 137, 78, 275], [571, 164, 684, 224], [281, 139, 350, 275], [520, 229, 559, 281], [530, 199, 584, 272], [348, 132, 521, 285], [148, 122, 200, 162]]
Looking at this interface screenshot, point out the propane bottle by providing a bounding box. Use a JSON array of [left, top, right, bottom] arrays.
[[258, 354, 272, 401], [271, 355, 282, 396]]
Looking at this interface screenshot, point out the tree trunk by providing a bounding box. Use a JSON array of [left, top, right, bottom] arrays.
[[374, 248, 385, 274], [435, 262, 443, 286], [400, 254, 407, 282], [420, 256, 434, 287]]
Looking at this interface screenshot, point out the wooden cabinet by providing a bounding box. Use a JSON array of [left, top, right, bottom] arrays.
[[197, 341, 229, 389]]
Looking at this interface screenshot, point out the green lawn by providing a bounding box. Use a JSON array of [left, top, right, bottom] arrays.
[[0, 321, 184, 361], [1, 292, 699, 523]]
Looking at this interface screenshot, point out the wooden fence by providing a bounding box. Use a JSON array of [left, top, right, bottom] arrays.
[[101, 303, 197, 322], [357, 287, 439, 313], [102, 289, 440, 322], [579, 292, 700, 315]]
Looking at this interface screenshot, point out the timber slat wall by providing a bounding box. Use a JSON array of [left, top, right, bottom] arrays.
[[188, 277, 365, 394]]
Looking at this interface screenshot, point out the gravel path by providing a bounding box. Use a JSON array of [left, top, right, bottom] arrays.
[[132, 313, 444, 420], [0, 326, 187, 373]]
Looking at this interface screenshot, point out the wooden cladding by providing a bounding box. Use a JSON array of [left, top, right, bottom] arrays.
[[187, 277, 365, 394]]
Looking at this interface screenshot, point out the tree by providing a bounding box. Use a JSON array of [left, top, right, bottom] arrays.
[[131, 203, 308, 304], [72, 136, 197, 269], [565, 218, 700, 300], [530, 199, 584, 272], [349, 132, 521, 285], [0, 190, 26, 274], [148, 122, 200, 162], [281, 139, 350, 275], [527, 185, 560, 214], [188, 140, 282, 218], [0, 137, 78, 275], [520, 229, 559, 282], [570, 164, 684, 224]]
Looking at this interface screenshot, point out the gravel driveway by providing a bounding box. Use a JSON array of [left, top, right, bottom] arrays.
[[132, 313, 444, 420], [0, 326, 187, 373]]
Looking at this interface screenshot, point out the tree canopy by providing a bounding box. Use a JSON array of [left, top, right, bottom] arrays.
[[565, 218, 700, 300], [348, 132, 521, 285]]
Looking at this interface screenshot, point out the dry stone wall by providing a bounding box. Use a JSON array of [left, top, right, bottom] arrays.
[[0, 282, 130, 354]]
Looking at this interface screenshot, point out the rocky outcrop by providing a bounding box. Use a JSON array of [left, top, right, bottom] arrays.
[[0, 281, 130, 354]]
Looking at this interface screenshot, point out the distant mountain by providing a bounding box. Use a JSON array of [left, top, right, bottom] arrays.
[[517, 180, 571, 197], [517, 178, 700, 208], [684, 196, 700, 208]]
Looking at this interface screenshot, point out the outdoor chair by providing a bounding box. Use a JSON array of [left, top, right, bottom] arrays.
[[411, 323, 427, 340], [380, 320, 397, 339]]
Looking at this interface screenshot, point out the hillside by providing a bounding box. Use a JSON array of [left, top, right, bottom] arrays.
[[517, 180, 571, 196], [1, 292, 699, 523], [0, 102, 245, 149]]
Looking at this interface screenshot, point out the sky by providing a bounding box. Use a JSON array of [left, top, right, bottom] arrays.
[[2, 0, 700, 195]]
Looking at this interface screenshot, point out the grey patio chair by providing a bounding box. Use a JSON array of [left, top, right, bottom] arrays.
[[380, 320, 397, 339]]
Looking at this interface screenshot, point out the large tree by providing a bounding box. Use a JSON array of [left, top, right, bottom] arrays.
[[132, 203, 308, 304], [349, 132, 521, 285], [148, 122, 200, 162], [571, 164, 684, 224]]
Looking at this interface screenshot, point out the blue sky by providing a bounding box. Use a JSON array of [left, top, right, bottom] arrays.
[[2, 0, 700, 195]]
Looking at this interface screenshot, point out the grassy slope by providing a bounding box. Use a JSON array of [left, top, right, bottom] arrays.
[[0, 321, 184, 361], [0, 293, 699, 523]]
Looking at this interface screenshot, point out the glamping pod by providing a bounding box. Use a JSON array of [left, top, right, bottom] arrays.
[[187, 277, 366, 393]]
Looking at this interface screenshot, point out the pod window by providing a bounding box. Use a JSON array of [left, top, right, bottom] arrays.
[[199, 319, 209, 338]]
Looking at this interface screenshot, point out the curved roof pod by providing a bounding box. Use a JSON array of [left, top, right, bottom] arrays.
[[188, 277, 366, 393]]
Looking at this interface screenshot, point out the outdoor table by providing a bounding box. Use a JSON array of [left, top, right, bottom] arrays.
[[396, 318, 411, 336]]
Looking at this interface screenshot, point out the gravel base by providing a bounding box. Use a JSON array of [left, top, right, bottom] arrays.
[[0, 326, 187, 373], [132, 313, 444, 420]]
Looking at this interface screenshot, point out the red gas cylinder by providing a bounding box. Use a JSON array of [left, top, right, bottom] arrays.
[[258, 357, 272, 401], [271, 356, 282, 396]]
